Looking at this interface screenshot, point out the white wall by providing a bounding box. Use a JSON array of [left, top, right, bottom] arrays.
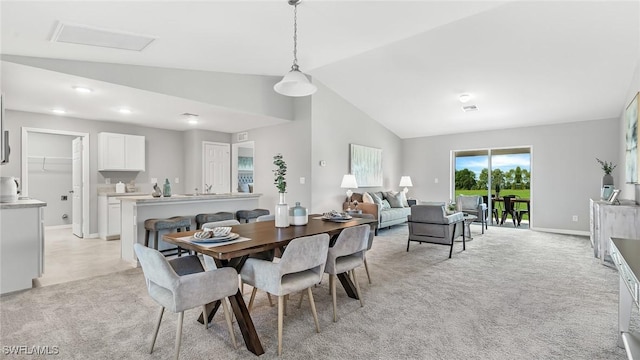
[[310, 81, 403, 213], [403, 118, 619, 233]]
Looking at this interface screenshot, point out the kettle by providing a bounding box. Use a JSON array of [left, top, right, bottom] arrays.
[[0, 177, 19, 203]]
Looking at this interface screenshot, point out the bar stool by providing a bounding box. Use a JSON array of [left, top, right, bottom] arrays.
[[235, 209, 270, 223], [144, 216, 191, 257], [195, 212, 235, 230]]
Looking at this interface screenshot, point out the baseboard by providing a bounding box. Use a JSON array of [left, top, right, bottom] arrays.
[[532, 227, 590, 237], [44, 224, 72, 230]]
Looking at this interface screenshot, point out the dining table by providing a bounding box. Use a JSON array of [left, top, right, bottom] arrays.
[[162, 215, 378, 356], [492, 197, 531, 225]]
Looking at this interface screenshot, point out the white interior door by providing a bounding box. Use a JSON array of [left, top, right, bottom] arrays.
[[203, 142, 230, 194], [72, 137, 83, 237]]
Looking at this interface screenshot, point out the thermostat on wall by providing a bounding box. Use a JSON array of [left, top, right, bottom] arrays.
[[319, 160, 326, 167]]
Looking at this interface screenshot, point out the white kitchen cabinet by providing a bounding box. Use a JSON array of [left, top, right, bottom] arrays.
[[0, 200, 46, 294], [98, 132, 145, 171], [98, 195, 122, 240]]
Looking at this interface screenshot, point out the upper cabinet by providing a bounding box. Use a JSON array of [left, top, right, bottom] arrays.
[[98, 132, 145, 171]]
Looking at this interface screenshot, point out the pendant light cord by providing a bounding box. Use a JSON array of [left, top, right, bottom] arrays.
[[292, 2, 299, 70]]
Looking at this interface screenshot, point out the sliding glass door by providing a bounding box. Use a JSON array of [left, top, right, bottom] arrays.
[[454, 147, 531, 226]]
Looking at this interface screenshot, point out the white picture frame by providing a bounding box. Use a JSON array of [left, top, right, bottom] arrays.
[[350, 144, 383, 187], [608, 189, 621, 204]]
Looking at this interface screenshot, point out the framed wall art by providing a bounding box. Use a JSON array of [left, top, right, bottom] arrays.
[[625, 91, 639, 183], [350, 144, 383, 187]]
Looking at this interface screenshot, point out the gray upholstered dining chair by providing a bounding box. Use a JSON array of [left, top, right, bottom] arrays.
[[407, 204, 464, 258], [346, 213, 376, 284], [133, 243, 239, 360], [239, 234, 330, 356], [324, 224, 370, 322], [256, 214, 275, 222]]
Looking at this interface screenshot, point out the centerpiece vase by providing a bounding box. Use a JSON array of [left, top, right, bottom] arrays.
[[275, 193, 289, 228]]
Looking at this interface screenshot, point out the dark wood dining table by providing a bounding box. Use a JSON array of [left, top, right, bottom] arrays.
[[162, 215, 377, 356], [492, 197, 530, 225]]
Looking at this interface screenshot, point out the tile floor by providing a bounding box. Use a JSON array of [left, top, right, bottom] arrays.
[[33, 227, 133, 288]]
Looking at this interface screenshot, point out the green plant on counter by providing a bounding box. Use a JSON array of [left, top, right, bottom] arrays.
[[273, 153, 287, 193], [596, 158, 616, 175]]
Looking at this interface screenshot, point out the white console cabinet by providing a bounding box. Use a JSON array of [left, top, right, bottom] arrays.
[[98, 132, 145, 171], [590, 198, 640, 264]]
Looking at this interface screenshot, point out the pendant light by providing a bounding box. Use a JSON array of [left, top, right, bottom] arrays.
[[274, 0, 317, 97]]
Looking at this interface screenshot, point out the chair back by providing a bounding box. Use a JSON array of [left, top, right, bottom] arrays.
[[503, 195, 516, 213], [456, 195, 480, 212], [202, 219, 240, 229], [278, 234, 330, 276], [347, 214, 375, 250], [134, 243, 179, 292], [409, 204, 448, 224], [330, 224, 370, 259], [256, 214, 275, 222]]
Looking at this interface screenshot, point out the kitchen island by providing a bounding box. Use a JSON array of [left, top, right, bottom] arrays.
[[119, 193, 261, 266], [0, 199, 46, 294]]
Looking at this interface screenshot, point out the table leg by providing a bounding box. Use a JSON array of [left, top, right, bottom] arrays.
[[337, 272, 358, 299]]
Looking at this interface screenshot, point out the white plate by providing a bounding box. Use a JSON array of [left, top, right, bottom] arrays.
[[192, 232, 240, 243]]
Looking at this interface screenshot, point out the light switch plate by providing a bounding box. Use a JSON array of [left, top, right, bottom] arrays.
[[174, 177, 179, 184], [151, 178, 157, 184], [300, 177, 305, 184]]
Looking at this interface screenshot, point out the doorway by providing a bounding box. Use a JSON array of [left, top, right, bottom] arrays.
[[453, 147, 532, 228], [21, 127, 90, 237], [231, 141, 254, 193], [202, 141, 230, 194]]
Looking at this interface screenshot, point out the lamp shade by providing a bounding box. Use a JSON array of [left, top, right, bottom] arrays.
[[399, 176, 413, 187], [340, 174, 358, 189], [274, 69, 317, 97]]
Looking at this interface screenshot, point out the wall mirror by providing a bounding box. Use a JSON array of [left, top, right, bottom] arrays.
[[231, 141, 254, 193]]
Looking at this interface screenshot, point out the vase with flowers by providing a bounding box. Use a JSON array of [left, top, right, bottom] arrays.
[[596, 158, 616, 186], [273, 153, 289, 227]]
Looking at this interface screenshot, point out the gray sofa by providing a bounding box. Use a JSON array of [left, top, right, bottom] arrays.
[[343, 191, 411, 235]]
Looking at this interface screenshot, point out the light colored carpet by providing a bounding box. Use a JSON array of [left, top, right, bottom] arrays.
[[0, 225, 632, 359]]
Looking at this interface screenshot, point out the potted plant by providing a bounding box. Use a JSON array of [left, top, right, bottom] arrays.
[[273, 154, 289, 227], [596, 158, 616, 187]]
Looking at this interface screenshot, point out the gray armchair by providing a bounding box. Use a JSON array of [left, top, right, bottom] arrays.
[[407, 204, 465, 258], [456, 195, 487, 233]]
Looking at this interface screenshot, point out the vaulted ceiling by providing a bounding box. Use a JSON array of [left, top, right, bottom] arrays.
[[1, 1, 639, 138]]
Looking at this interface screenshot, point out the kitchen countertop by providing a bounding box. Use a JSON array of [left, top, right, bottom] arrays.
[[118, 193, 261, 203], [0, 199, 47, 209], [99, 192, 148, 197]]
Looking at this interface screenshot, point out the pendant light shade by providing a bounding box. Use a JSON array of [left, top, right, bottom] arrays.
[[274, 65, 317, 97], [274, 0, 316, 97]]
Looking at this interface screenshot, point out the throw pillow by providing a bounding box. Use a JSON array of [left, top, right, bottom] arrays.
[[370, 192, 384, 208], [385, 191, 404, 208], [363, 192, 374, 203], [381, 199, 391, 209], [399, 191, 409, 207]]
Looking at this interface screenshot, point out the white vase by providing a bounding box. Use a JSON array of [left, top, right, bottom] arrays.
[[275, 193, 289, 228]]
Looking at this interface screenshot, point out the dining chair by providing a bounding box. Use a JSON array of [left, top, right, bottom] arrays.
[[133, 243, 239, 360], [345, 213, 375, 284], [239, 233, 330, 355], [324, 224, 370, 322], [500, 195, 517, 227], [515, 196, 530, 226], [256, 214, 275, 222]]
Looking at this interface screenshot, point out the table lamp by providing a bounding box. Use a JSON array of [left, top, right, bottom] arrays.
[[341, 174, 358, 203], [399, 176, 413, 196]]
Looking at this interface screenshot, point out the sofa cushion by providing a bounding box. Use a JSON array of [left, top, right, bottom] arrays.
[[363, 192, 374, 203], [370, 192, 384, 208], [384, 191, 404, 208], [380, 207, 411, 224], [351, 193, 364, 203], [381, 199, 391, 209]]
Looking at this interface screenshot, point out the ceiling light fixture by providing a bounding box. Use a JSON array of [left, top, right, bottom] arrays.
[[72, 86, 93, 93], [182, 113, 199, 125], [118, 108, 132, 114], [459, 94, 471, 103], [51, 108, 66, 114], [273, 0, 316, 97]]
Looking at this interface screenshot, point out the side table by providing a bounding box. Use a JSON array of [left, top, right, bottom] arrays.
[[407, 199, 417, 207], [463, 214, 477, 240]]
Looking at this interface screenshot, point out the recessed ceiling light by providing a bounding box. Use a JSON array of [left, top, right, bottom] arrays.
[[462, 105, 479, 112], [182, 113, 199, 125], [51, 108, 66, 114], [187, 118, 198, 125], [72, 86, 93, 93], [459, 94, 472, 103], [118, 108, 132, 114]]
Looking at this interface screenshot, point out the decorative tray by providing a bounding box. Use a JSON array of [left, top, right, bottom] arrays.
[[191, 232, 240, 243]]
